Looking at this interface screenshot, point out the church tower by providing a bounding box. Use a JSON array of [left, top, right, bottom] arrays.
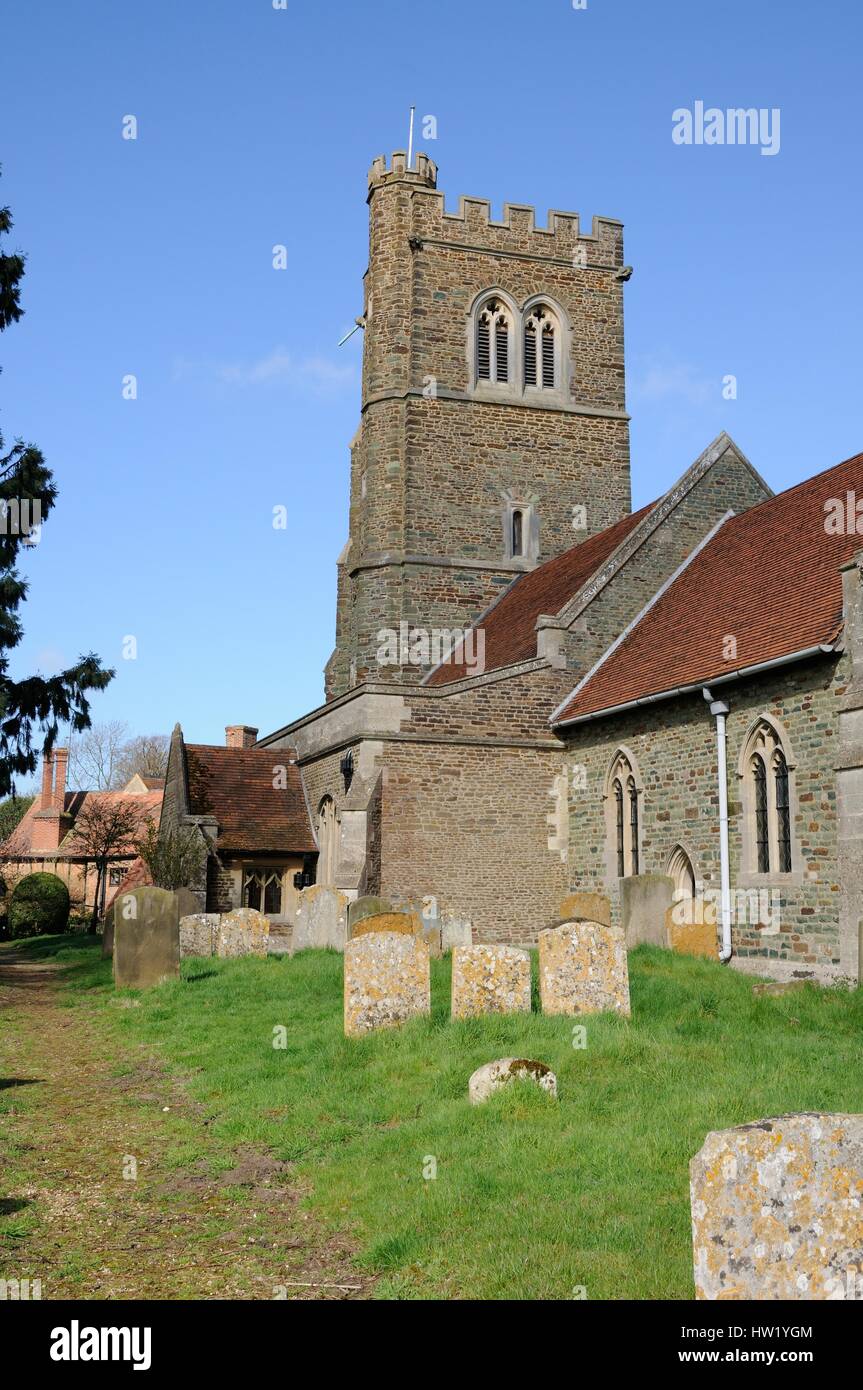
[[325, 152, 632, 699]]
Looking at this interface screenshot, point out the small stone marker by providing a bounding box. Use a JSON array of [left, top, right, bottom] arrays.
[[558, 891, 611, 928], [217, 907, 269, 958], [347, 895, 393, 934], [451, 944, 531, 1019], [113, 887, 180, 989], [690, 1113, 863, 1300], [179, 913, 220, 958], [538, 920, 630, 1016], [293, 885, 349, 952], [468, 1058, 558, 1105], [344, 931, 430, 1037], [665, 901, 718, 959]]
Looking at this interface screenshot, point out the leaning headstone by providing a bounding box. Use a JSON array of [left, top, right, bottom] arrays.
[[344, 931, 430, 1037], [180, 913, 219, 958], [113, 887, 180, 989], [293, 885, 349, 952], [400, 897, 444, 957], [665, 901, 718, 959], [347, 895, 392, 934], [451, 944, 531, 1020], [469, 1057, 558, 1105], [538, 920, 630, 1017], [558, 891, 611, 928], [217, 907, 269, 958], [691, 1114, 863, 1300]]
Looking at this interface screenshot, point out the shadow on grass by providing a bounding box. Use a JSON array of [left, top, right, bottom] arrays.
[[0, 1077, 43, 1090]]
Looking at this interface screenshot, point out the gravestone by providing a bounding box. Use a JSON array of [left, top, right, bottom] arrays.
[[468, 1057, 558, 1105], [179, 913, 220, 958], [665, 901, 718, 959], [558, 891, 611, 928], [538, 920, 631, 1017], [351, 910, 422, 939], [451, 944, 531, 1020], [621, 873, 673, 948], [113, 887, 180, 989], [293, 885, 349, 952], [691, 1113, 863, 1300], [347, 895, 392, 934], [441, 914, 472, 952], [101, 901, 116, 958], [343, 931, 430, 1037], [217, 907, 269, 958], [174, 886, 200, 920]]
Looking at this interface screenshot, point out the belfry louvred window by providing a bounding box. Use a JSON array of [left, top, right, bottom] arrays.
[[524, 305, 556, 390], [476, 300, 510, 384]]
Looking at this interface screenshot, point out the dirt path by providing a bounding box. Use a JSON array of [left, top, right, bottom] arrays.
[[0, 946, 372, 1300]]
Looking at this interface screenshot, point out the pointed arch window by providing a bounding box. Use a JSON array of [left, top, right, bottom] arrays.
[[316, 796, 339, 887], [476, 299, 511, 385], [667, 845, 696, 901], [774, 750, 791, 873], [523, 304, 558, 390], [607, 751, 641, 878], [741, 721, 796, 878]]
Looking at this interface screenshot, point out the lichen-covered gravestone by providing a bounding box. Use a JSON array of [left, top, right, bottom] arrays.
[[343, 931, 430, 1037], [347, 895, 393, 934], [179, 913, 220, 958], [451, 944, 531, 1019], [217, 907, 269, 958], [690, 1113, 863, 1300], [292, 885, 349, 952], [665, 901, 718, 959], [113, 887, 180, 989], [558, 891, 611, 928], [351, 910, 422, 939], [538, 920, 630, 1016]]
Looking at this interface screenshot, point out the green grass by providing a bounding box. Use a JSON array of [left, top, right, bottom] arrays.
[[23, 937, 863, 1299]]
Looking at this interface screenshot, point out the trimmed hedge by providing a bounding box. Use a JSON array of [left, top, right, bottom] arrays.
[[8, 872, 70, 939]]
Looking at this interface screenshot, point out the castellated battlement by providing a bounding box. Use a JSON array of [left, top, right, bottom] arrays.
[[367, 151, 623, 263]]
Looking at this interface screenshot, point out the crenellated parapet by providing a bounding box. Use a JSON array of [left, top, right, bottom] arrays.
[[367, 151, 623, 266]]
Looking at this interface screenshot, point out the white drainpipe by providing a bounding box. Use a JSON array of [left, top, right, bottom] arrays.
[[703, 687, 733, 962]]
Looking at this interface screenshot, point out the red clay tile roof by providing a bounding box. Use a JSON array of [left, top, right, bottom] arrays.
[[426, 503, 655, 685], [2, 789, 161, 859], [185, 744, 315, 854], [554, 452, 863, 725]]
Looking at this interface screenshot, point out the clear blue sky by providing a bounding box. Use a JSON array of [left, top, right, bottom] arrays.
[[3, 0, 861, 756]]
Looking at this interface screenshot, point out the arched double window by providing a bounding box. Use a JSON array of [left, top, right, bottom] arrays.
[[740, 720, 795, 876], [471, 293, 565, 396], [607, 750, 641, 879]]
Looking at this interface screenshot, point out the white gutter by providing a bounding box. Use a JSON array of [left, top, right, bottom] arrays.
[[703, 687, 733, 963], [553, 642, 839, 729]]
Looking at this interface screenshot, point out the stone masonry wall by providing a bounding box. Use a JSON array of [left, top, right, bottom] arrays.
[[564, 656, 847, 981]]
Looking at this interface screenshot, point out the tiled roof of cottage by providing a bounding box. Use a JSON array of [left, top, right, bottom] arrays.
[[2, 789, 162, 859], [554, 451, 863, 726], [184, 744, 315, 854], [425, 502, 656, 685]]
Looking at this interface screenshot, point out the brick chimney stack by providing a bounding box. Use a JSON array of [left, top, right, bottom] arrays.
[[40, 750, 54, 810], [225, 726, 258, 750], [52, 748, 69, 812], [31, 747, 71, 853]]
